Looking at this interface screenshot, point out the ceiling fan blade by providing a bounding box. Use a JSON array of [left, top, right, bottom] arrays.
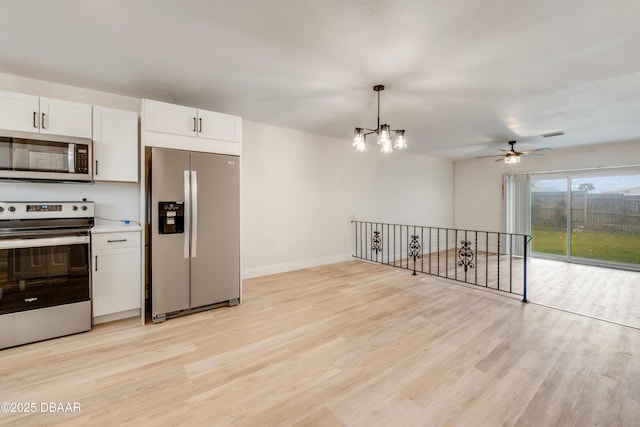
[[494, 158, 504, 162], [522, 153, 544, 158], [475, 154, 506, 159], [521, 147, 552, 154]]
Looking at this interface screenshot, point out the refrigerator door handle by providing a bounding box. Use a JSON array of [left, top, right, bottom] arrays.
[[184, 170, 190, 259], [191, 170, 198, 258]]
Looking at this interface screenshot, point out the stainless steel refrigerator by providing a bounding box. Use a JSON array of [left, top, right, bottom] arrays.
[[148, 147, 240, 323]]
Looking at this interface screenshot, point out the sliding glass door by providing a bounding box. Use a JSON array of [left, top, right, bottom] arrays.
[[570, 173, 640, 265], [530, 169, 640, 268]]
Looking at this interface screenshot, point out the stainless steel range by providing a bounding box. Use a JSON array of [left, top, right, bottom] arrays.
[[0, 201, 94, 349]]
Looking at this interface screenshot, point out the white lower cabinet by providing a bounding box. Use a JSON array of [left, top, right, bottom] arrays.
[[92, 230, 141, 322]]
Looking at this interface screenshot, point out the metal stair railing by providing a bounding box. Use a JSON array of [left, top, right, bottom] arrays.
[[352, 221, 531, 302]]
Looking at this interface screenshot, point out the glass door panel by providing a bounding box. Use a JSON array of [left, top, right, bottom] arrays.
[[570, 174, 640, 265], [531, 176, 569, 257]]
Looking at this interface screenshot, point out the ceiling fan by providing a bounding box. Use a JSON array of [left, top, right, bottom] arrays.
[[475, 140, 552, 164]]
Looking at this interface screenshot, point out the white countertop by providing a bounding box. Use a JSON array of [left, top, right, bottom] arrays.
[[92, 223, 142, 233]]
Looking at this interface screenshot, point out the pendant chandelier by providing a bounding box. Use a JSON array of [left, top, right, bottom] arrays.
[[353, 85, 406, 153]]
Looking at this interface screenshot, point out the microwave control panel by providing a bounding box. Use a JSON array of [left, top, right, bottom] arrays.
[[158, 202, 184, 234], [74, 145, 89, 174]]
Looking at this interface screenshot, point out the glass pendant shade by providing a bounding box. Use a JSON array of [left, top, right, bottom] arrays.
[[353, 128, 365, 146], [393, 130, 406, 149], [380, 138, 393, 154], [377, 124, 391, 146], [353, 128, 366, 152]]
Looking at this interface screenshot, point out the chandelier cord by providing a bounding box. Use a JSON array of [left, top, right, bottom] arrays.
[[377, 90, 381, 131]]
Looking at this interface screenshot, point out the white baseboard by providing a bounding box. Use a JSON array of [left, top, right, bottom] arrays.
[[242, 253, 353, 279]]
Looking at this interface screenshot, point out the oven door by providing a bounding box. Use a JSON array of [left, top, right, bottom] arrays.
[[0, 231, 90, 315]]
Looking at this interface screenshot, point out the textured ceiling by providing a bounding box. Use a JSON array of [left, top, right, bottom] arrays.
[[2, 0, 640, 159]]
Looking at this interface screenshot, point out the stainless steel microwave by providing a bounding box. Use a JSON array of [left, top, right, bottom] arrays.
[[0, 131, 92, 182]]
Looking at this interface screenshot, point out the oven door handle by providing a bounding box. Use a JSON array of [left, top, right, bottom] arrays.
[[0, 235, 90, 250]]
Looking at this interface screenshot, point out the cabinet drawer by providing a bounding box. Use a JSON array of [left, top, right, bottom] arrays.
[[92, 231, 140, 250]]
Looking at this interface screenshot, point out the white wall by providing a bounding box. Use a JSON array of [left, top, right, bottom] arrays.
[[0, 73, 141, 223], [242, 121, 454, 277], [454, 140, 640, 232]]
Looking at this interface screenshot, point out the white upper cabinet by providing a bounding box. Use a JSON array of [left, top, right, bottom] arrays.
[[144, 99, 241, 143], [143, 99, 198, 137], [0, 90, 92, 138], [197, 109, 242, 142], [0, 91, 39, 133], [40, 97, 92, 138], [93, 106, 139, 182]]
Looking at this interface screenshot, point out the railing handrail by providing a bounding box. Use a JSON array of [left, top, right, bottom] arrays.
[[350, 220, 532, 239]]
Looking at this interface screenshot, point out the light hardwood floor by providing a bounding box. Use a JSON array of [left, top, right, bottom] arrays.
[[388, 252, 639, 328], [2, 260, 640, 426], [528, 258, 640, 328]]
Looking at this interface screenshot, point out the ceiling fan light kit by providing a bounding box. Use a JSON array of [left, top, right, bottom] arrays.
[[504, 153, 521, 164], [353, 85, 406, 153]]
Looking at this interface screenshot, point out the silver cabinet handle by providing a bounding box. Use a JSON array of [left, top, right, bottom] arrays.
[[41, 112, 46, 129], [95, 255, 98, 271], [95, 160, 99, 175], [107, 239, 127, 243], [193, 117, 197, 132], [33, 111, 38, 128], [198, 118, 202, 133]]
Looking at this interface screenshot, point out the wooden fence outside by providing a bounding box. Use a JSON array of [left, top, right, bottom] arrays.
[[531, 191, 640, 228]]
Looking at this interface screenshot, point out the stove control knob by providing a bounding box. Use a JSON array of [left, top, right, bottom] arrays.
[[81, 205, 88, 211], [0, 207, 4, 212], [73, 205, 79, 211], [8, 206, 16, 212]]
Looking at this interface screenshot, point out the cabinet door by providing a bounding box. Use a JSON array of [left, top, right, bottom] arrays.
[[93, 246, 141, 317], [93, 106, 138, 182], [40, 97, 92, 138], [144, 99, 198, 137], [0, 90, 40, 133], [197, 109, 242, 142]]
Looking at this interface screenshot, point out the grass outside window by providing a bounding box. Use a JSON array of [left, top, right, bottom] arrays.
[[532, 227, 640, 264]]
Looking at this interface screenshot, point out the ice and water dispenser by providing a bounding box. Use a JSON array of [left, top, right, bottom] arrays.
[[158, 202, 184, 234]]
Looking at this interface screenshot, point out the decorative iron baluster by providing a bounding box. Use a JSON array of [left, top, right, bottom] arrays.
[[457, 240, 475, 272], [372, 230, 382, 255], [409, 234, 421, 276]]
